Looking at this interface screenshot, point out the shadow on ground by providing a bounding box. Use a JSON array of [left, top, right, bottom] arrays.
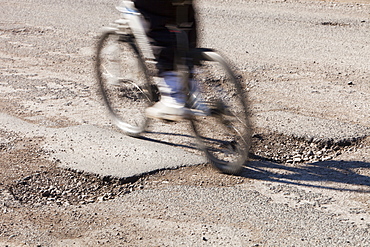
[[241, 160, 370, 192], [139, 130, 370, 193], [140, 131, 199, 151]]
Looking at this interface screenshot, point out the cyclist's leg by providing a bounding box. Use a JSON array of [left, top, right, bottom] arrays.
[[134, 0, 198, 121]]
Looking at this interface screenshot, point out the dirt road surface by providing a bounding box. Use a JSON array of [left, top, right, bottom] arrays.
[[1, 0, 370, 246]]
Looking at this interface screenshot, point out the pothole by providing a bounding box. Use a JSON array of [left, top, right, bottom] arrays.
[[251, 130, 367, 164], [7, 167, 140, 207]]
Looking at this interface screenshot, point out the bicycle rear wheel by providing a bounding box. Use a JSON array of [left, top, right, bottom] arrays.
[[96, 31, 154, 136], [190, 51, 251, 175]]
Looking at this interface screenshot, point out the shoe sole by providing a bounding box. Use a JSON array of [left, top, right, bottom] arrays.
[[145, 109, 191, 122]]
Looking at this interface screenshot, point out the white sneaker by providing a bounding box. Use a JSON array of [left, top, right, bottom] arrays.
[[146, 71, 191, 121], [146, 101, 191, 121]]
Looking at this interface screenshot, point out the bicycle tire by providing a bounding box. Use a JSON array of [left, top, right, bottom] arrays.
[[95, 31, 154, 136], [190, 50, 251, 175]]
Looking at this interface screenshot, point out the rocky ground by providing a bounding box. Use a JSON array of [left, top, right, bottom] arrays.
[[1, 0, 370, 246]]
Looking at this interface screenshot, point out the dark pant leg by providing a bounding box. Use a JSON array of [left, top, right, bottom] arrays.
[[133, 0, 197, 74]]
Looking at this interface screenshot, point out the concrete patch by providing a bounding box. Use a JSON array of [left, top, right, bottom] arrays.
[[45, 125, 206, 178], [0, 113, 205, 178]]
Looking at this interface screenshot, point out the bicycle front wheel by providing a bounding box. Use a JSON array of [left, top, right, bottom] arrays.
[[96, 31, 154, 136], [190, 51, 251, 175]]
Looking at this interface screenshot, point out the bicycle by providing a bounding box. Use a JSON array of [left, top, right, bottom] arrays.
[[95, 0, 251, 175]]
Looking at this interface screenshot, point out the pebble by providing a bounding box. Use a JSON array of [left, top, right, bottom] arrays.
[[293, 158, 302, 162], [321, 157, 332, 161]]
